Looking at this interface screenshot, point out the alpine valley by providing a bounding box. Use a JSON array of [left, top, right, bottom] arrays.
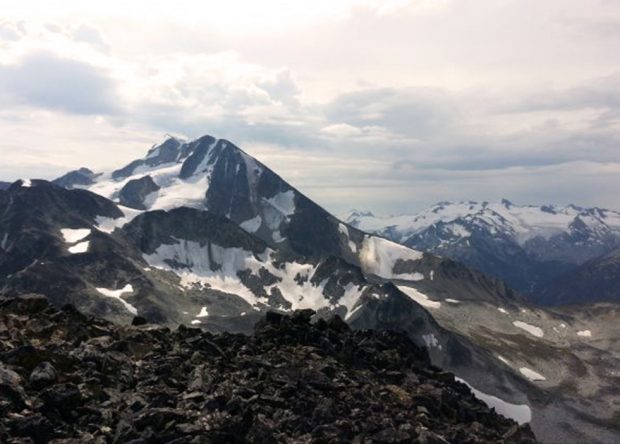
[[2, 135, 620, 443]]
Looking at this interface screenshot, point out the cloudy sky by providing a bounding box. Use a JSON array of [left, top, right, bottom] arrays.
[[1, 0, 619, 214]]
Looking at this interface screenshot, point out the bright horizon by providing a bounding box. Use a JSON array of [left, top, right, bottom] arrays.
[[1, 0, 619, 214]]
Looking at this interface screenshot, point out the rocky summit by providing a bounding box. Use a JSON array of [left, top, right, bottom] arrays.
[[0, 294, 536, 443]]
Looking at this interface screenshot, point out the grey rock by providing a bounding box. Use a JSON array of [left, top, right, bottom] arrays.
[[29, 362, 57, 390]]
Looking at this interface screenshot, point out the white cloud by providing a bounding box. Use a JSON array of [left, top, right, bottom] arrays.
[[321, 123, 363, 137], [0, 51, 119, 114], [0, 1, 619, 213]]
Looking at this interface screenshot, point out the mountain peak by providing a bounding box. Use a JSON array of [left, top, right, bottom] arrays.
[[501, 198, 513, 208], [53, 168, 99, 189], [347, 209, 375, 219]]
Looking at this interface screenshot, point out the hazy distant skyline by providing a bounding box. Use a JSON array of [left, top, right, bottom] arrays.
[[1, 0, 619, 214]]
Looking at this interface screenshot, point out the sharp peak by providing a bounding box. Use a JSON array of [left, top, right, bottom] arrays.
[[160, 133, 188, 143], [348, 209, 375, 218], [149, 133, 247, 155]]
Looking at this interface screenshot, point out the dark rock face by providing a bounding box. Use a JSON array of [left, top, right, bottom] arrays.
[[178, 135, 217, 179], [112, 137, 192, 180], [541, 248, 620, 305], [0, 182, 10, 191], [401, 224, 576, 300], [0, 295, 536, 443], [123, 207, 269, 255], [118, 175, 161, 210], [52, 168, 98, 189], [0, 181, 124, 282], [29, 362, 57, 390]]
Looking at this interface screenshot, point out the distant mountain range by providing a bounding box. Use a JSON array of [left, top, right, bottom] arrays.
[[346, 201, 620, 305], [542, 247, 620, 305], [2, 135, 619, 442]]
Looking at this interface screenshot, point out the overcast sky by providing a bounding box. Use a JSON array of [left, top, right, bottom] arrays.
[[1, 0, 619, 214]]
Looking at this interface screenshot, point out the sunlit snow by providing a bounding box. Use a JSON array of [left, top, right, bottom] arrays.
[[144, 240, 265, 306], [519, 367, 546, 381], [143, 238, 365, 313], [397, 285, 441, 309], [347, 201, 620, 246], [455, 377, 532, 424], [196, 306, 209, 318], [513, 321, 544, 338], [338, 223, 357, 252], [240, 216, 262, 233], [360, 235, 423, 280], [497, 355, 510, 365], [95, 284, 137, 315], [60, 228, 91, 243], [68, 241, 90, 254], [265, 190, 295, 216]]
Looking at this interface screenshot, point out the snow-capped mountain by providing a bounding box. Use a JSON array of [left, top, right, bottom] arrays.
[[346, 200, 620, 303], [52, 167, 99, 189], [74, 135, 364, 260], [2, 135, 620, 442]]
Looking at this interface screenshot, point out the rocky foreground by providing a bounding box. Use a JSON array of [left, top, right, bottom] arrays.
[[0, 295, 536, 443]]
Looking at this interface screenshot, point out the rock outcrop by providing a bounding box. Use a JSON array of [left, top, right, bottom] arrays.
[[0, 294, 536, 443]]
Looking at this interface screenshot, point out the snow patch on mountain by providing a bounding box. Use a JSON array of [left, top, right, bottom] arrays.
[[497, 355, 510, 365], [240, 216, 262, 233], [449, 223, 471, 238], [1, 233, 8, 251], [455, 377, 532, 425], [519, 367, 546, 381], [95, 206, 143, 233], [142, 239, 365, 314], [61, 228, 91, 243], [262, 193, 295, 241], [197, 306, 209, 318], [344, 303, 363, 321], [338, 223, 357, 253], [96, 284, 137, 315], [68, 241, 89, 254], [265, 190, 295, 216], [397, 285, 441, 309], [359, 236, 423, 280], [266, 263, 364, 313], [339, 283, 364, 315], [410, 272, 425, 281], [88, 161, 210, 211], [272, 230, 286, 243], [513, 321, 544, 338], [143, 239, 265, 306], [150, 173, 210, 210]]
